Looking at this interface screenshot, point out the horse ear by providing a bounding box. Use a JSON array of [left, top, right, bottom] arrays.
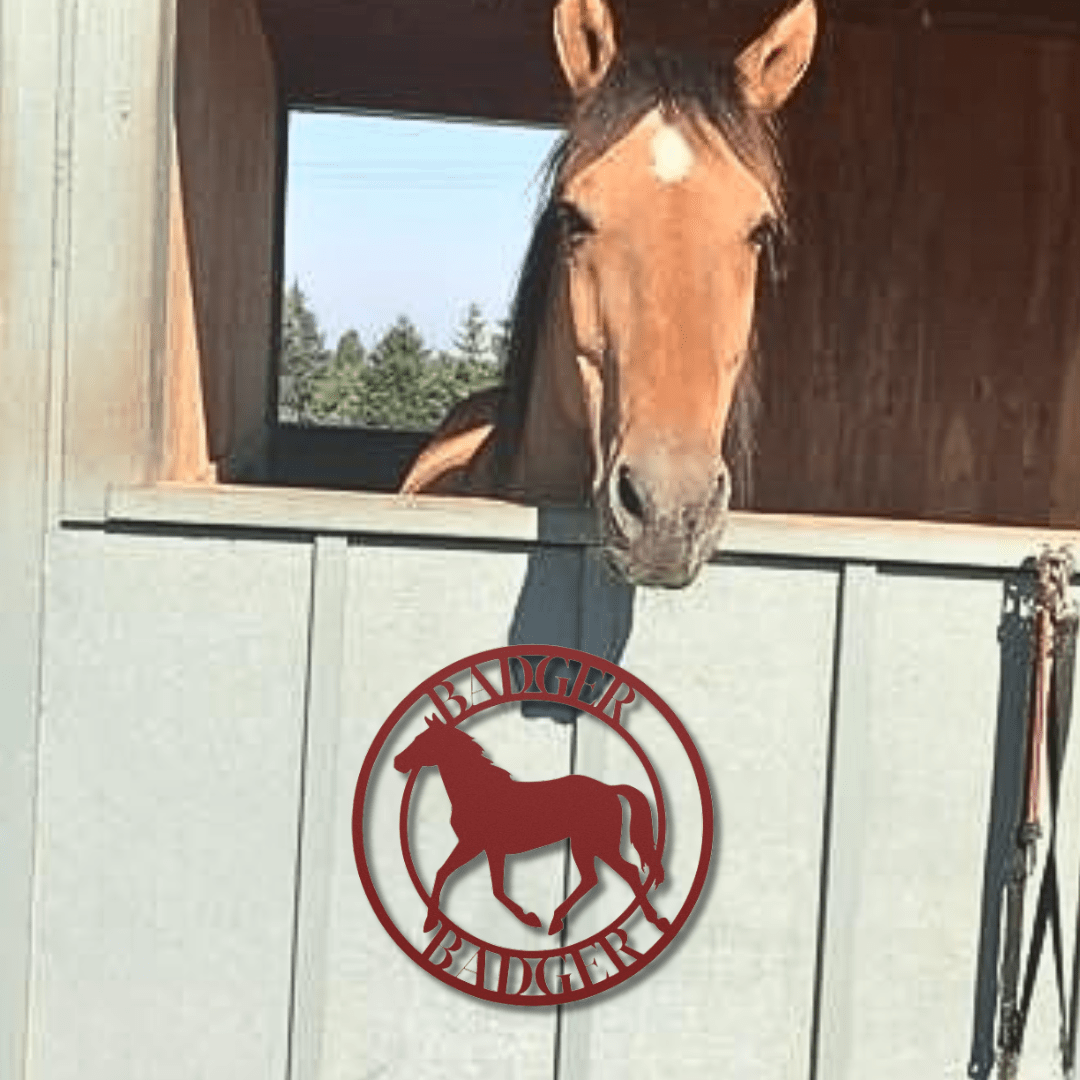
[[735, 0, 817, 114], [425, 716, 436, 727], [553, 0, 618, 98]]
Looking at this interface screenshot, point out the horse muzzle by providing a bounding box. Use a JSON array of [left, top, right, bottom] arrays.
[[598, 450, 730, 588]]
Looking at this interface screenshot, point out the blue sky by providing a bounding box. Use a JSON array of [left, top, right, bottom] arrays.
[[284, 111, 561, 352]]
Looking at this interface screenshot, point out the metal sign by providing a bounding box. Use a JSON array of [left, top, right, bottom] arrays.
[[353, 645, 714, 1004]]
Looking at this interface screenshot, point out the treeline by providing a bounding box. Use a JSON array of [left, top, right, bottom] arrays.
[[278, 283, 505, 431]]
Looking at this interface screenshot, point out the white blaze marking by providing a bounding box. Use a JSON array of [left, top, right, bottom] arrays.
[[650, 124, 695, 184]]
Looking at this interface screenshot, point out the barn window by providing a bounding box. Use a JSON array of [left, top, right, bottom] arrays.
[[270, 109, 558, 491], [153, 0, 573, 501]]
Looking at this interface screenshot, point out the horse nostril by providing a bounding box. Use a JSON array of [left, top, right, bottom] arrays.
[[717, 462, 732, 508], [618, 465, 646, 522]]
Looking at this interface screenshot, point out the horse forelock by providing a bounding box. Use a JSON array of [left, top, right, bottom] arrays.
[[493, 40, 784, 499]]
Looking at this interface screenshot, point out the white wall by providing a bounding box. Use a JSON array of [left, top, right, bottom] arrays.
[[20, 491, 1080, 1080]]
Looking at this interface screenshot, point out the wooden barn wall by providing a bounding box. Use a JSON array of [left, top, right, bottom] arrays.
[[167, 0, 278, 482], [258, 0, 783, 122], [752, 22, 1080, 526], [258, 2, 1080, 527], [31, 491, 1080, 1080], [0, 0, 69, 1075]]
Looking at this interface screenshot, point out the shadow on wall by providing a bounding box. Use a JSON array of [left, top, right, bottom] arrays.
[[968, 564, 1078, 1078], [507, 513, 635, 722]]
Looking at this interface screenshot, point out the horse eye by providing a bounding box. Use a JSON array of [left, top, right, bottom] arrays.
[[748, 216, 779, 254], [555, 200, 595, 250], [749, 216, 786, 283]]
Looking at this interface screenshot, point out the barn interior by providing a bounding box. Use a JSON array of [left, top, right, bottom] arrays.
[[169, 0, 1080, 526]]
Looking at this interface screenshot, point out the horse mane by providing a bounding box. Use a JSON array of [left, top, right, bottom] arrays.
[[494, 22, 787, 502], [440, 725, 514, 783]]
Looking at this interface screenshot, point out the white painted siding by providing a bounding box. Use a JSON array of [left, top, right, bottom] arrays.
[[29, 530, 311, 1080], [17, 497, 1080, 1080]]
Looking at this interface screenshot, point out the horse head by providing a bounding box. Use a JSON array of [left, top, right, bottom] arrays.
[[548, 0, 817, 586], [393, 715, 451, 773], [402, 0, 818, 588]]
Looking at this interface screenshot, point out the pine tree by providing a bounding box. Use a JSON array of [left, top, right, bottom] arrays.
[[335, 328, 364, 368], [279, 290, 504, 432], [448, 304, 502, 404], [490, 317, 511, 371], [452, 303, 490, 364], [279, 282, 330, 424], [311, 329, 366, 424], [362, 316, 437, 429]]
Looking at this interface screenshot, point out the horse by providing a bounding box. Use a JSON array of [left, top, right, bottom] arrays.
[[394, 715, 669, 937], [402, 0, 818, 588]]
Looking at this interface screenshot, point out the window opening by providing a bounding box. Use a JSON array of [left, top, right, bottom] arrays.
[[278, 110, 560, 440]]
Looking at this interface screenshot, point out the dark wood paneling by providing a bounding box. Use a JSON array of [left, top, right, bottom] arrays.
[[169, 0, 278, 480], [256, 1, 817, 121], [837, 0, 1080, 33], [258, 0, 569, 121], [751, 23, 1080, 526], [250, 1, 1080, 527], [257, 1, 1080, 122], [268, 426, 428, 491]]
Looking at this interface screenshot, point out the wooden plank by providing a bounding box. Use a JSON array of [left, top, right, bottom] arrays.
[[163, 126, 216, 482], [816, 569, 1038, 1077], [258, 1, 1080, 120], [259, 0, 568, 123], [30, 529, 312, 1080], [106, 482, 573, 543], [304, 545, 562, 1079], [289, 537, 348, 1080], [106, 484, 1080, 571], [168, 0, 278, 481], [811, 564, 878, 1080], [266, 426, 429, 493], [560, 560, 839, 1078], [0, 0, 74, 1076], [723, 512, 1080, 571], [60, 0, 175, 517], [753, 24, 1080, 528], [836, 0, 1080, 34]]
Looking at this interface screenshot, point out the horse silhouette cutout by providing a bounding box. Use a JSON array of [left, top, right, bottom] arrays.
[[394, 715, 669, 937]]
